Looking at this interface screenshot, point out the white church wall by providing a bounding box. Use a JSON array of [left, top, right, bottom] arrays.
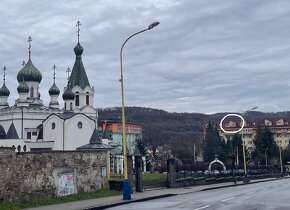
[[43, 115, 64, 150], [64, 115, 95, 150]]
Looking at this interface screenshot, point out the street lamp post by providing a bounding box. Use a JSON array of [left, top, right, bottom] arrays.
[[120, 21, 159, 200]]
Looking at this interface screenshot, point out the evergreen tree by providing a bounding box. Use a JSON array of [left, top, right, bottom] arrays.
[[136, 139, 146, 156], [203, 121, 222, 162], [253, 126, 278, 164], [226, 134, 243, 164]]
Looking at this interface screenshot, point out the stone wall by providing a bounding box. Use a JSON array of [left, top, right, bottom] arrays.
[[0, 147, 110, 204]]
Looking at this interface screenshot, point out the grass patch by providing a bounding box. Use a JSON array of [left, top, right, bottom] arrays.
[[0, 190, 121, 210]]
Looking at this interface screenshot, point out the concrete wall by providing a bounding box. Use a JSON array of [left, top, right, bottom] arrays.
[[0, 147, 109, 204]]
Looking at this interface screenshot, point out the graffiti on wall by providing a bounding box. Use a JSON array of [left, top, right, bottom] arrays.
[[57, 173, 75, 196]]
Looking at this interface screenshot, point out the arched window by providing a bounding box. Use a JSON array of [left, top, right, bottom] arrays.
[[65, 103, 67, 110], [70, 102, 73, 110], [17, 145, 21, 152], [30, 87, 34, 97], [52, 122, 55, 129], [23, 145, 27, 152], [75, 92, 79, 106], [86, 92, 89, 105], [77, 122, 82, 129], [12, 145, 15, 150]]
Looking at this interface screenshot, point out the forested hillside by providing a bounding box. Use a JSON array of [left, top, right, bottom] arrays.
[[98, 107, 290, 159]]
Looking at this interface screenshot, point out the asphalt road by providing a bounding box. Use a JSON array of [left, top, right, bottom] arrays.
[[108, 179, 290, 210]]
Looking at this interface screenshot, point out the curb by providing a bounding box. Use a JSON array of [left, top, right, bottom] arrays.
[[85, 194, 177, 210]]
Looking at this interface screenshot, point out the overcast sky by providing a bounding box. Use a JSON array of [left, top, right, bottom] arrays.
[[1, 0, 290, 114]]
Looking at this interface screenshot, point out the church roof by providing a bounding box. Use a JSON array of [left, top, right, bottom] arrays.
[[17, 59, 42, 83], [77, 129, 111, 150], [17, 81, 29, 93], [48, 82, 60, 96], [0, 83, 10, 96], [62, 86, 75, 100], [68, 42, 90, 89], [102, 129, 112, 140], [6, 122, 19, 139]]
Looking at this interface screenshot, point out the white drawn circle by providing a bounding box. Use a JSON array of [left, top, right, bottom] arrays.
[[219, 114, 245, 134]]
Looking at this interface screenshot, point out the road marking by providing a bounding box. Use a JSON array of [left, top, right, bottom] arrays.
[[194, 205, 211, 210], [221, 196, 236, 202], [246, 191, 254, 195]]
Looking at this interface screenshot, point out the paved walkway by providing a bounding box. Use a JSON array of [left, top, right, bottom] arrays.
[[23, 177, 283, 210]]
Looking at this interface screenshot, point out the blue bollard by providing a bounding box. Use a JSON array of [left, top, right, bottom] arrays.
[[123, 180, 131, 200]]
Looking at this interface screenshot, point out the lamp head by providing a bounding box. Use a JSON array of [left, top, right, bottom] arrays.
[[148, 22, 160, 30]]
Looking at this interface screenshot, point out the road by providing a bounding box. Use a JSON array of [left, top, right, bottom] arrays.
[[108, 178, 290, 210]]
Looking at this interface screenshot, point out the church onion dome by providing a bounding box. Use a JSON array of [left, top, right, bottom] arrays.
[[49, 82, 60, 96], [17, 59, 42, 83], [62, 86, 75, 100], [74, 42, 84, 56], [0, 83, 10, 96], [17, 81, 29, 93]]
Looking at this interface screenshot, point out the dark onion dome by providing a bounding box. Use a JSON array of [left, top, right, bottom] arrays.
[[62, 86, 75, 100], [74, 42, 84, 56], [17, 59, 42, 83], [0, 83, 10, 96], [68, 42, 90, 89], [17, 81, 29, 93], [48, 82, 60, 96]]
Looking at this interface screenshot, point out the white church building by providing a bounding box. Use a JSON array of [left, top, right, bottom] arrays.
[[0, 23, 100, 152]]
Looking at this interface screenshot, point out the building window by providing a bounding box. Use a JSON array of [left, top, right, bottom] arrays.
[[77, 122, 82, 129], [65, 103, 67, 110], [23, 145, 27, 152], [32, 132, 37, 136], [75, 92, 79, 106], [70, 102, 73, 110], [52, 122, 55, 129], [12, 145, 15, 150], [30, 87, 34, 97], [27, 132, 31, 139], [86, 92, 89, 105]]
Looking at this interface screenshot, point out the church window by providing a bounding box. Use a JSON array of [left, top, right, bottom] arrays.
[[23, 145, 27, 152], [75, 92, 79, 106], [70, 102, 73, 110], [65, 103, 67, 110], [86, 92, 89, 105], [77, 122, 82, 129], [52, 122, 55, 129], [17, 145, 21, 152], [27, 132, 31, 139], [30, 87, 34, 97], [12, 145, 15, 150]]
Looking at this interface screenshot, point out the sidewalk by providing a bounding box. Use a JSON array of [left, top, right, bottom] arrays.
[[23, 177, 284, 210]]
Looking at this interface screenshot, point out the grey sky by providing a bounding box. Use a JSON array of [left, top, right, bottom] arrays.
[[1, 0, 290, 114]]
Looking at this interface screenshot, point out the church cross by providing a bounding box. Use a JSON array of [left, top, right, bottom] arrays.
[[3, 66, 6, 83], [76, 20, 81, 42], [52, 64, 57, 82], [66, 67, 71, 81], [27, 36, 32, 59], [21, 61, 26, 67]]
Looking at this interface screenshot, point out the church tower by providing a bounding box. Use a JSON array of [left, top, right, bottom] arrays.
[[48, 64, 60, 109], [16, 36, 43, 106], [0, 66, 10, 108], [67, 21, 96, 118]]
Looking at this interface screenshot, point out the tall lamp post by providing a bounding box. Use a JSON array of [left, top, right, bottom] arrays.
[[120, 21, 159, 200], [241, 107, 258, 181]]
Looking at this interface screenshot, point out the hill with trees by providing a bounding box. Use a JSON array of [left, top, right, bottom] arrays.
[[98, 107, 290, 161]]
